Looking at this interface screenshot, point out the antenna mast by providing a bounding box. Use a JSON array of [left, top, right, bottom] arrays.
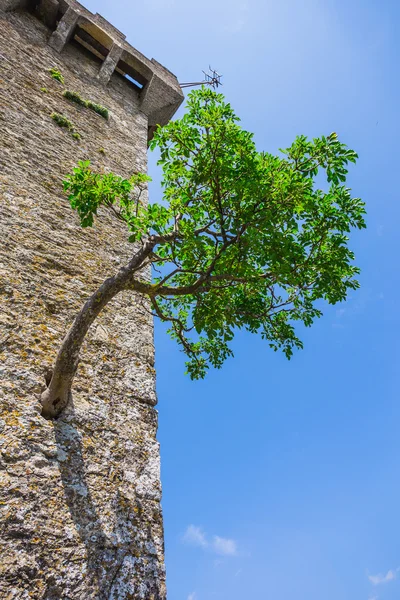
[[180, 66, 222, 89]]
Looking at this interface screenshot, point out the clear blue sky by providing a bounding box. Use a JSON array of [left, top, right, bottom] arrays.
[[87, 1, 399, 598]]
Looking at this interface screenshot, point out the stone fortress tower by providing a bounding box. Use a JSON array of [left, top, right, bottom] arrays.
[[0, 1, 183, 598]]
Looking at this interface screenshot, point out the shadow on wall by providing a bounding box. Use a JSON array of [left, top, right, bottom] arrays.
[[53, 403, 133, 599]]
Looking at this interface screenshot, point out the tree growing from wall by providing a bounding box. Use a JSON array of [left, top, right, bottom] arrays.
[[41, 87, 366, 418]]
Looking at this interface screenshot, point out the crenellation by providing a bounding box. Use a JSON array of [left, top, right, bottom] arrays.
[[48, 5, 80, 52], [97, 42, 124, 85], [91, 12, 126, 42], [2, 0, 183, 127]]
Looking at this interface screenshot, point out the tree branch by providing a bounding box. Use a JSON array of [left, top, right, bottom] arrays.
[[41, 239, 156, 418]]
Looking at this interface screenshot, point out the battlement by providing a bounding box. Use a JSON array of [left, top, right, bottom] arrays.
[[1, 0, 184, 131]]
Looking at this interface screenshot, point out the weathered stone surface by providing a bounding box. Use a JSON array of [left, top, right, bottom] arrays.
[[48, 6, 80, 53], [0, 6, 179, 598], [97, 43, 123, 85]]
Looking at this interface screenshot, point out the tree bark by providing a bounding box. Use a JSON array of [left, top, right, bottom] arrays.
[[41, 240, 155, 418]]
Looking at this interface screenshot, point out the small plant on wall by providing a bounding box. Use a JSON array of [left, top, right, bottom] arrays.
[[51, 112, 81, 140], [63, 90, 109, 119], [49, 67, 65, 84]]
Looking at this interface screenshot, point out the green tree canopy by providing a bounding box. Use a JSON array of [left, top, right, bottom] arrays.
[[42, 87, 366, 417]]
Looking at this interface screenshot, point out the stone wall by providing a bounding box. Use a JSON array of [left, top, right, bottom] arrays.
[[0, 5, 182, 599]]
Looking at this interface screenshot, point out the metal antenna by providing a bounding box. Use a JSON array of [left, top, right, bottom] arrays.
[[180, 66, 222, 89]]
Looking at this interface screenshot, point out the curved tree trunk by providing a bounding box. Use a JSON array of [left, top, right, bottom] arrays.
[[41, 240, 154, 418]]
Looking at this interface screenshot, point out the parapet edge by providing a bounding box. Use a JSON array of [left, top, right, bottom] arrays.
[[1, 0, 184, 129]]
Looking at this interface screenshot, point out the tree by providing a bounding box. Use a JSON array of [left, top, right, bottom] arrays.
[[41, 87, 366, 418]]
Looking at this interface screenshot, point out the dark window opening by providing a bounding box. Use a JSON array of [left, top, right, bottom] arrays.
[[26, 0, 40, 13], [116, 60, 148, 91], [69, 37, 103, 65], [73, 26, 109, 62], [123, 73, 143, 89], [29, 0, 58, 31]]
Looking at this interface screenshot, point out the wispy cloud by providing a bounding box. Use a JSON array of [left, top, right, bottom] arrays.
[[183, 525, 207, 548], [187, 593, 196, 600], [212, 535, 237, 556], [182, 525, 238, 556], [368, 569, 398, 585]]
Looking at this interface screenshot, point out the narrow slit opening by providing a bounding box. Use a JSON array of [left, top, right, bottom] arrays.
[[123, 73, 143, 89], [116, 60, 148, 91]]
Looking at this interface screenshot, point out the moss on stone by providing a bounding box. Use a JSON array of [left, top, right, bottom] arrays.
[[49, 67, 64, 84], [86, 101, 109, 119], [51, 112, 73, 130], [63, 89, 109, 119], [51, 112, 81, 140], [63, 89, 86, 107]]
